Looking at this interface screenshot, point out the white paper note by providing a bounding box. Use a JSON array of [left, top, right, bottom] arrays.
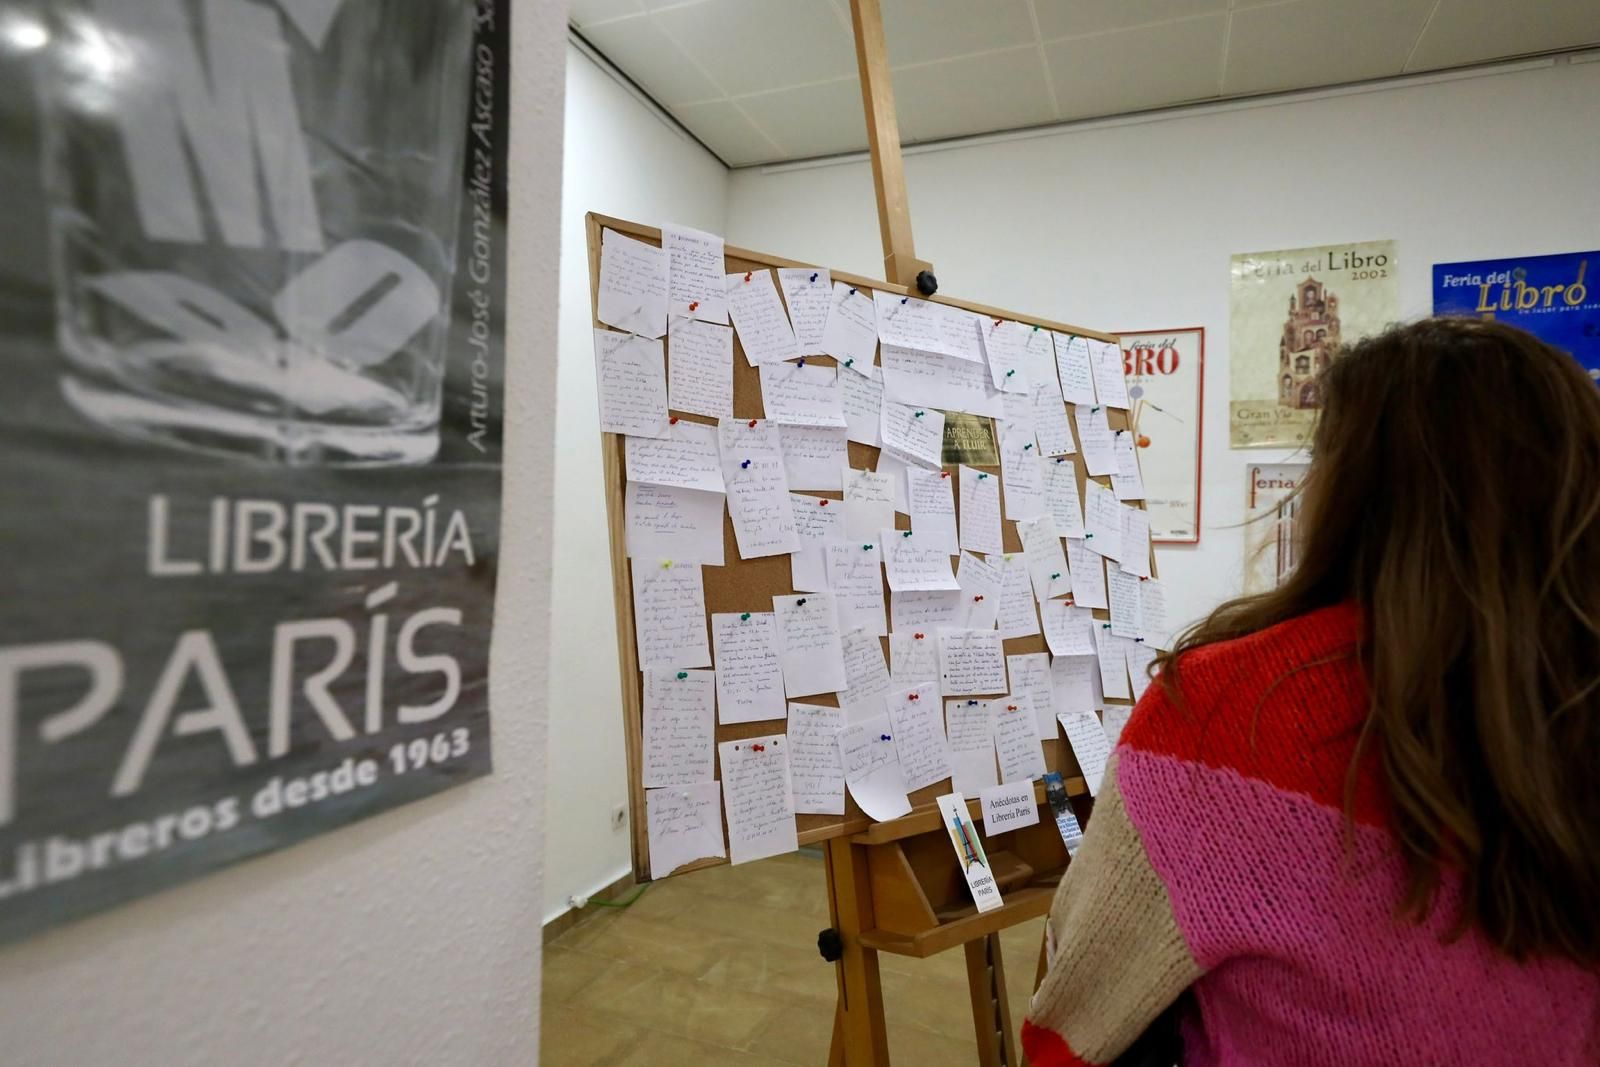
[[980, 780, 1040, 835], [880, 400, 944, 470], [595, 330, 669, 438], [1000, 389, 1037, 444], [666, 318, 734, 421], [719, 735, 799, 864], [1016, 514, 1073, 602], [1090, 339, 1130, 409], [955, 552, 1002, 630], [958, 465, 1004, 556], [1075, 405, 1117, 476], [999, 429, 1046, 521], [779, 425, 849, 491], [1064, 537, 1108, 609], [1032, 384, 1077, 457], [838, 716, 912, 821], [821, 282, 879, 373], [773, 592, 848, 697], [757, 362, 844, 429], [720, 420, 800, 559], [1111, 431, 1145, 500], [787, 702, 847, 815], [938, 306, 986, 363], [1103, 700, 1137, 744], [1120, 505, 1152, 578], [1052, 653, 1100, 716], [840, 366, 884, 446], [1007, 652, 1056, 741], [663, 224, 728, 324], [882, 531, 960, 591], [626, 419, 724, 493], [874, 451, 912, 514], [890, 589, 964, 634], [844, 469, 896, 541], [874, 291, 948, 354], [908, 468, 958, 553], [1094, 625, 1134, 701], [980, 319, 1032, 393], [632, 560, 710, 669], [946, 700, 999, 795], [642, 668, 716, 790], [726, 269, 801, 365], [826, 541, 887, 637], [994, 696, 1047, 782], [1127, 639, 1157, 702], [1107, 563, 1143, 639], [889, 629, 941, 689], [886, 684, 954, 791], [647, 782, 725, 877], [777, 267, 832, 353], [1082, 481, 1124, 561], [625, 482, 725, 567], [839, 627, 893, 722], [1058, 711, 1112, 796], [1052, 332, 1095, 405], [1139, 578, 1170, 649], [1041, 599, 1097, 658], [598, 229, 667, 338], [998, 554, 1041, 639], [1042, 458, 1086, 539], [880, 344, 1005, 419], [937, 629, 1009, 695], [712, 611, 787, 724], [790, 493, 844, 592]]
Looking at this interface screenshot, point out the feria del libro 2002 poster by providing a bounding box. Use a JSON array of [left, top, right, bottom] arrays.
[[0, 0, 509, 944], [1229, 240, 1398, 448]]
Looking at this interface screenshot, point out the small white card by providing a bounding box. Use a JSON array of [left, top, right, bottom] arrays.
[[667, 317, 734, 422], [993, 696, 1048, 782], [1075, 405, 1117, 476], [826, 541, 887, 637], [646, 782, 725, 878], [841, 366, 884, 446], [711, 611, 787, 725], [1016, 514, 1073, 602], [773, 592, 848, 697], [882, 531, 960, 591], [955, 552, 1002, 630], [958, 465, 1003, 557], [980, 319, 1031, 394], [844, 469, 895, 541], [880, 400, 945, 469], [789, 493, 844, 592], [1064, 538, 1108, 609], [720, 419, 800, 559], [998, 554, 1041, 639], [937, 629, 1009, 696], [777, 267, 832, 354], [642, 668, 716, 787], [719, 734, 799, 865], [1006, 652, 1056, 741], [663, 223, 728, 324], [1051, 332, 1095, 405], [907, 467, 958, 553], [980, 780, 1040, 836], [632, 560, 710, 670], [838, 715, 912, 821], [886, 684, 954, 792], [839, 626, 893, 723], [1089, 339, 1130, 409], [890, 589, 964, 635], [760, 360, 847, 427], [999, 428, 1046, 521], [1052, 654, 1100, 716], [726, 268, 801, 365], [625, 482, 725, 567], [946, 699, 999, 795], [821, 281, 879, 373], [1032, 383, 1076, 457], [1083, 481, 1124, 561], [779, 424, 849, 491], [787, 702, 847, 815], [889, 629, 941, 690], [595, 329, 669, 439], [1111, 431, 1145, 500], [1094, 625, 1135, 701], [1120, 504, 1152, 577], [626, 419, 724, 493], [598, 229, 667, 338], [1058, 711, 1112, 797], [1041, 600, 1097, 658], [1042, 457, 1086, 539]]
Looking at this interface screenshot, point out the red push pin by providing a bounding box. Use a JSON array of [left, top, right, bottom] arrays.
[[914, 632, 925, 640], [689, 301, 699, 312], [1006, 704, 1018, 712], [993, 318, 1003, 328], [908, 693, 920, 702], [743, 271, 753, 283], [669, 416, 679, 425], [973, 595, 985, 603], [819, 499, 829, 507], [940, 470, 950, 479], [752, 743, 765, 752], [748, 419, 758, 428]]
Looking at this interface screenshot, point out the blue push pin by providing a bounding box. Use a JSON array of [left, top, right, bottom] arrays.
[[741, 459, 751, 469]]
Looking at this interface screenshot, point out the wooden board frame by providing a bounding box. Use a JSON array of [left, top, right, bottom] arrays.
[[585, 212, 1152, 883]]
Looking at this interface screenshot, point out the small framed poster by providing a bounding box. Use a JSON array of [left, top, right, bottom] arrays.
[[1117, 328, 1204, 543]]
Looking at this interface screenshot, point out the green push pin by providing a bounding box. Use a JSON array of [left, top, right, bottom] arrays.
[[740, 612, 751, 621], [676, 671, 688, 679]]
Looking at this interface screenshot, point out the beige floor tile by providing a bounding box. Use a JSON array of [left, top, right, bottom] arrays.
[[572, 960, 787, 1049], [541, 946, 614, 1005], [540, 1004, 645, 1067], [745, 1000, 836, 1065], [887, 1019, 984, 1064]]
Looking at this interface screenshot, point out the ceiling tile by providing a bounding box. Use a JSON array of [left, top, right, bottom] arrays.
[[652, 0, 858, 97], [1406, 0, 1600, 71], [1224, 0, 1436, 95], [893, 45, 1056, 143], [1033, 0, 1227, 40], [671, 100, 782, 166], [880, 0, 1038, 66], [735, 78, 869, 159], [569, 0, 647, 28], [582, 15, 727, 105], [1044, 15, 1227, 119]]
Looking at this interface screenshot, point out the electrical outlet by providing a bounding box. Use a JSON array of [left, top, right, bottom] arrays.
[[610, 804, 627, 830]]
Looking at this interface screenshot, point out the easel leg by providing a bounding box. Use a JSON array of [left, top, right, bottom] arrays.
[[964, 933, 1018, 1066], [826, 838, 891, 1065]]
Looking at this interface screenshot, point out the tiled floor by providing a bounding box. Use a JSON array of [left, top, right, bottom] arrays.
[[541, 851, 1046, 1065]]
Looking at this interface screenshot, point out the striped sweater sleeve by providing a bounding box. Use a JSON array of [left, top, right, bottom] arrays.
[[1021, 750, 1201, 1067]]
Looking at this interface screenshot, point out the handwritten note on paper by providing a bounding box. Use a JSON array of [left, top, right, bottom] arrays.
[[938, 629, 1009, 696], [889, 630, 941, 690], [720, 420, 799, 559], [632, 560, 711, 670], [711, 612, 787, 724], [1107, 563, 1143, 639], [1000, 389, 1037, 445], [1007, 652, 1056, 741], [790, 493, 844, 592], [666, 318, 734, 421], [874, 451, 912, 514], [1058, 711, 1112, 796], [955, 552, 1002, 630], [779, 425, 849, 491], [1042, 459, 1086, 539], [646, 782, 725, 877], [880, 344, 1005, 419], [595, 329, 669, 439], [994, 696, 1047, 782], [726, 269, 801, 365], [1064, 538, 1108, 609], [839, 626, 893, 722], [1126, 641, 1158, 703], [626, 419, 725, 493], [1075, 405, 1117, 476], [719, 735, 799, 865], [908, 467, 958, 553], [1089, 339, 1129, 409], [874, 291, 948, 354], [981, 780, 1040, 836], [1083, 481, 1124, 562], [821, 281, 879, 373], [888, 591, 961, 637], [642, 668, 716, 787], [1120, 505, 1152, 578], [598, 229, 667, 338], [1052, 653, 1100, 716], [841, 366, 884, 446], [844, 469, 896, 540], [1016, 515, 1073, 602], [958, 465, 1004, 556], [1103, 700, 1137, 744], [826, 542, 887, 637], [939, 306, 986, 363], [1032, 384, 1077, 457], [773, 592, 848, 697], [1051, 333, 1095, 405], [946, 699, 999, 795], [626, 482, 725, 567], [663, 223, 728, 324], [1042, 599, 1097, 658], [787, 702, 847, 815], [838, 716, 912, 821], [1139, 578, 1170, 648], [1111, 432, 1145, 500], [998, 554, 1042, 639], [886, 684, 955, 791], [777, 268, 832, 354], [1094, 625, 1134, 701], [883, 532, 960, 592], [981, 319, 1032, 394], [760, 361, 846, 427], [880, 400, 945, 469], [1000, 429, 1046, 521]]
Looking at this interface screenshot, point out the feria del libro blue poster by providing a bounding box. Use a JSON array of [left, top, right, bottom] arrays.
[[1433, 251, 1600, 382], [0, 0, 509, 944]]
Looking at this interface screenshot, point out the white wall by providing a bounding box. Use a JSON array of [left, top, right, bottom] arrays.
[[726, 55, 1600, 632], [544, 43, 729, 921], [0, 3, 568, 1064]]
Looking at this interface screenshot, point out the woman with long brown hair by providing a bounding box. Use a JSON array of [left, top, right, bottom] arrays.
[[1024, 318, 1600, 1066]]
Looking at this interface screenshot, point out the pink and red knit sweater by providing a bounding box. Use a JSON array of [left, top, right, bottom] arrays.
[[1023, 603, 1600, 1066]]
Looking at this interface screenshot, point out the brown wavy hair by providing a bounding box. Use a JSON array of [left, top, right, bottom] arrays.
[[1160, 317, 1600, 964]]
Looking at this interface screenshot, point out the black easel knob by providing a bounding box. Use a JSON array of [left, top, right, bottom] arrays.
[[817, 928, 844, 962], [915, 270, 938, 296]]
